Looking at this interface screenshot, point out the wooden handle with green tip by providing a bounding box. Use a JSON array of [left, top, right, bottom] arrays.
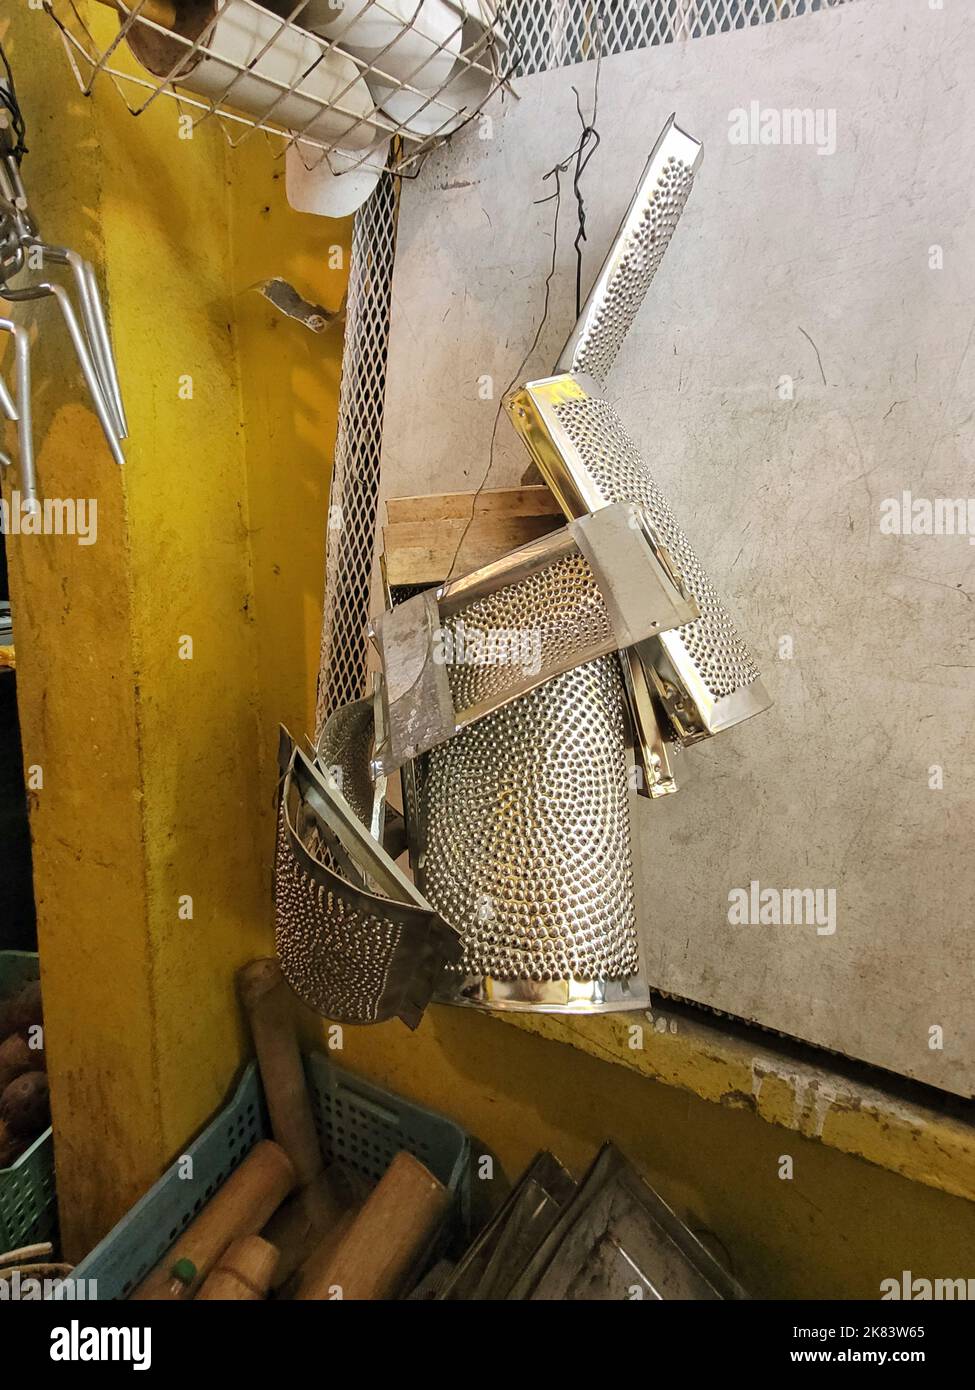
[[130, 1141, 296, 1301]]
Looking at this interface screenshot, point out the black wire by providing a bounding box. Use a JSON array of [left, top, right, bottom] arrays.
[[0, 42, 27, 163], [433, 18, 605, 581], [443, 169, 563, 581], [570, 84, 600, 320]]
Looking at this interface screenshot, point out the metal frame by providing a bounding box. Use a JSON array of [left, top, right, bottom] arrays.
[[44, 0, 512, 176], [369, 500, 698, 773]]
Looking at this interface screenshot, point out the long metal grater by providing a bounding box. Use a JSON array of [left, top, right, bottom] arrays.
[[507, 373, 771, 742], [417, 115, 717, 1012], [557, 115, 703, 387], [417, 655, 644, 1010], [510, 114, 770, 746]]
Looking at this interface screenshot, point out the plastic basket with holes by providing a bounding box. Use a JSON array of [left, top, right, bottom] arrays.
[[0, 951, 56, 1254], [67, 1053, 471, 1299]]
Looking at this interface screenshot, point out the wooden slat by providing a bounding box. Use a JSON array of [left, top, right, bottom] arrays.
[[384, 515, 563, 587], [385, 486, 560, 525]]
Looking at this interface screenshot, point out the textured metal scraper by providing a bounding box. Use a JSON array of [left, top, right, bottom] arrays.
[[507, 374, 771, 742], [275, 727, 461, 1028], [557, 115, 703, 386]]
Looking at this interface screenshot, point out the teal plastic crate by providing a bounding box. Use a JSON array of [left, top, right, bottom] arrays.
[[69, 1053, 471, 1299], [0, 951, 55, 1253]]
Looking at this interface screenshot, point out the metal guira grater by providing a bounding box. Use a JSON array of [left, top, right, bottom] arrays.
[[415, 114, 769, 1013]]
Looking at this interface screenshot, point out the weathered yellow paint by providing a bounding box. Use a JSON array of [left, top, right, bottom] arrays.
[[1, 3, 349, 1258], [321, 1005, 975, 1300], [497, 1009, 975, 1204]]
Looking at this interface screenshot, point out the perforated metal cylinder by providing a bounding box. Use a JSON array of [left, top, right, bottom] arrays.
[[415, 655, 649, 1012]]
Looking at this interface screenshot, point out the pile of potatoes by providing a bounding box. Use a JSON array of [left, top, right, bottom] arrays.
[[0, 979, 48, 1169]]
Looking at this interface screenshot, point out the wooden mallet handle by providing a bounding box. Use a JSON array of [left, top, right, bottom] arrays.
[[238, 958, 324, 1189], [131, 1141, 296, 1301], [295, 1152, 450, 1301], [196, 1236, 279, 1301]]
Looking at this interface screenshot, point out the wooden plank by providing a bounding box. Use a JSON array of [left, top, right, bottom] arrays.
[[384, 514, 562, 586], [385, 486, 560, 525]]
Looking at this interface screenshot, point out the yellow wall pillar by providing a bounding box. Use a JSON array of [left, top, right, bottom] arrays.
[[1, 4, 349, 1258]]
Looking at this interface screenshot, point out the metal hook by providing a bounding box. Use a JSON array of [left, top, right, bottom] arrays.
[[0, 316, 37, 508], [0, 369, 16, 422], [24, 241, 128, 440], [1, 280, 124, 468]]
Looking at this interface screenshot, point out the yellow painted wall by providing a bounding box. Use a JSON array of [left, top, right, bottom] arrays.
[[320, 1006, 975, 1300], [1, 2, 349, 1257], [2, 2, 973, 1301]]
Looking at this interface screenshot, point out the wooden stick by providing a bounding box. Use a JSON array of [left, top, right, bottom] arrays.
[[294, 1152, 450, 1301], [195, 1236, 279, 1301], [131, 1141, 295, 1301], [260, 1172, 347, 1291], [237, 958, 323, 1189]]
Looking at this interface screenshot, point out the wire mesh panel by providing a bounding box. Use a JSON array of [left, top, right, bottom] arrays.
[[315, 0, 853, 728], [502, 0, 849, 75], [318, 168, 399, 723]]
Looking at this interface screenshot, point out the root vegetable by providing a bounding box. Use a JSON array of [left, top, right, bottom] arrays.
[[0, 1034, 34, 1091], [0, 1118, 27, 1168], [10, 981, 42, 1034], [0, 1071, 50, 1138]]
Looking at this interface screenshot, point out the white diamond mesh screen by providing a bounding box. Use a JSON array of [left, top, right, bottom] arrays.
[[317, 170, 399, 723], [315, 0, 854, 732], [503, 0, 849, 75]]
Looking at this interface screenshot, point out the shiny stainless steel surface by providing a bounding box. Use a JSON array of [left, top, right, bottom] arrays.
[[416, 116, 711, 1011], [556, 115, 702, 386], [274, 729, 461, 1028], [507, 371, 771, 742], [314, 690, 387, 842], [371, 501, 698, 774], [414, 657, 649, 1012], [0, 127, 127, 482], [0, 316, 34, 504]]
